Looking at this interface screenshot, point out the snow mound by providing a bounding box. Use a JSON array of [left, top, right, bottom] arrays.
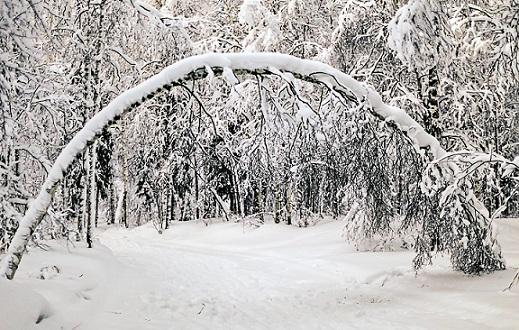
[[0, 281, 52, 329]]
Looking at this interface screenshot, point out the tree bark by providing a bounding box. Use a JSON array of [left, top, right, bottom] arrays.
[[85, 147, 93, 248]]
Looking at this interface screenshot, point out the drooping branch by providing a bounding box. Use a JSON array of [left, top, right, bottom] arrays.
[[0, 52, 503, 279]]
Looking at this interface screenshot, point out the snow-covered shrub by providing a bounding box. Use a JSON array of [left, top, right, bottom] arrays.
[[340, 109, 505, 273]]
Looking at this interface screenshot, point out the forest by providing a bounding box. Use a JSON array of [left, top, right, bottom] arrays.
[[0, 0, 518, 329]]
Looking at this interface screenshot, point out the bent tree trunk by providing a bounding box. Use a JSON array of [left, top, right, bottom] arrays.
[[0, 53, 505, 279]]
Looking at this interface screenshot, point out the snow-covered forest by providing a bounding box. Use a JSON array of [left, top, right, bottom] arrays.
[[1, 0, 518, 328]]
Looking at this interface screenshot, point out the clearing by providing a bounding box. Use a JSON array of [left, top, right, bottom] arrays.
[[1, 219, 518, 329]]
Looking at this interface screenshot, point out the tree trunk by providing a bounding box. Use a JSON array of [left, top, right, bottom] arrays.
[[77, 155, 86, 241], [274, 185, 281, 224], [157, 190, 163, 230], [423, 66, 441, 138], [167, 188, 175, 229], [286, 181, 292, 226], [122, 189, 128, 228], [194, 155, 200, 220], [85, 147, 93, 248], [108, 174, 115, 225], [122, 155, 129, 228]]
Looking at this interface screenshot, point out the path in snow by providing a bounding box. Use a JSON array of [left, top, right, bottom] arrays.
[[2, 219, 518, 329], [86, 220, 518, 330]]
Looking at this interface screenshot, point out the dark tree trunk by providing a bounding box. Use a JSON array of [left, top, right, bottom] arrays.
[[122, 189, 128, 228], [85, 147, 93, 248], [108, 175, 115, 225], [95, 184, 99, 228]]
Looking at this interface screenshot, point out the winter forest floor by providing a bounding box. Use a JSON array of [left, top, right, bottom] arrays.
[[1, 219, 518, 330]]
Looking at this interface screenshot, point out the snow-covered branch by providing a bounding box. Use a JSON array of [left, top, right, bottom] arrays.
[[127, 0, 187, 30]]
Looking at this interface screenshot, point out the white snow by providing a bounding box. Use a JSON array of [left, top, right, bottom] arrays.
[[1, 218, 518, 329], [387, 0, 445, 71], [131, 0, 187, 29], [222, 66, 239, 85], [295, 101, 316, 122], [238, 0, 263, 26], [0, 281, 52, 329]]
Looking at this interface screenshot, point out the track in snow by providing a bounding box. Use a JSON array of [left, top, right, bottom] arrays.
[[80, 220, 519, 330], [3, 219, 518, 329]]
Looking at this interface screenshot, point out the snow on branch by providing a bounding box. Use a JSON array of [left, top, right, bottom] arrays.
[[127, 0, 187, 30], [0, 52, 473, 279], [387, 0, 452, 71]]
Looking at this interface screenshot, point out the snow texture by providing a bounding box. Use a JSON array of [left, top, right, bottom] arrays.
[[238, 0, 263, 26], [1, 218, 518, 329]]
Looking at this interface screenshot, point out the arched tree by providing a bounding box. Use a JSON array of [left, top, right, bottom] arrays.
[[0, 53, 505, 280]]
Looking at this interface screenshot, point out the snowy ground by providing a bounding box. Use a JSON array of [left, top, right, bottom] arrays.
[[1, 219, 518, 330]]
